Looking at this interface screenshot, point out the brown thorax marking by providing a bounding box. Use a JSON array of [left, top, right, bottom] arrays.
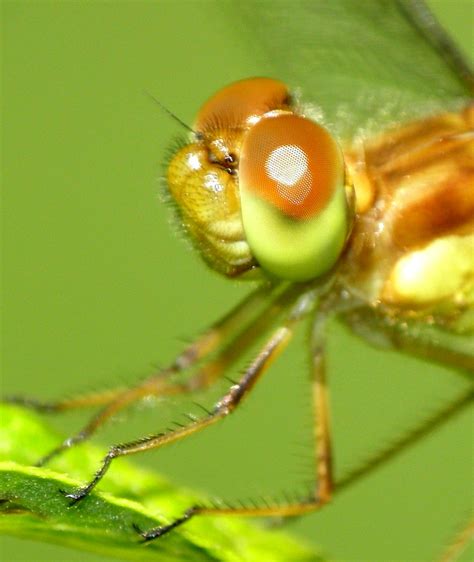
[[342, 105, 474, 320]]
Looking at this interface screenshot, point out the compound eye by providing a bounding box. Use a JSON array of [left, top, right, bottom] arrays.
[[239, 113, 350, 281], [194, 77, 290, 133]]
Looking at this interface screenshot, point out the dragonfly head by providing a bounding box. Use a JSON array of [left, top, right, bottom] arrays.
[[167, 77, 355, 281]]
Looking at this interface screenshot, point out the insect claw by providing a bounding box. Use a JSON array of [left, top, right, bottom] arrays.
[[134, 506, 201, 541], [34, 457, 47, 468], [134, 524, 170, 541], [60, 488, 87, 506], [131, 522, 147, 541]]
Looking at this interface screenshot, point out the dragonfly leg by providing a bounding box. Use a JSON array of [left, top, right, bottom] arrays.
[[37, 288, 291, 466], [134, 299, 333, 541], [37, 283, 306, 466], [5, 286, 270, 415], [135, 308, 474, 542], [342, 305, 474, 376], [3, 387, 129, 414], [310, 310, 334, 504], [436, 516, 474, 562], [62, 292, 310, 507]]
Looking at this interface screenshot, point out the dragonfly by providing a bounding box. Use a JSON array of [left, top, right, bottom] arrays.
[[3, 1, 473, 561]]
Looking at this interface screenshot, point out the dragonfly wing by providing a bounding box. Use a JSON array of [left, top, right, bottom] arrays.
[[234, 0, 471, 139]]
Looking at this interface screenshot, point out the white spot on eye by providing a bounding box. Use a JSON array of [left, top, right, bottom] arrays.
[[203, 171, 223, 193], [186, 152, 202, 171], [265, 144, 312, 204], [266, 145, 307, 186]]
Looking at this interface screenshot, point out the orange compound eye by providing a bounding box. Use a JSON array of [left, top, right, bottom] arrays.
[[240, 113, 340, 221], [194, 77, 290, 133], [168, 77, 353, 282], [239, 113, 350, 282]]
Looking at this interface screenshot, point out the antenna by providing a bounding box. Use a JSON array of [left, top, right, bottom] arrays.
[[144, 90, 199, 136]]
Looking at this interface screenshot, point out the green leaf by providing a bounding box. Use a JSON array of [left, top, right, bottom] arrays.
[[0, 405, 326, 562]]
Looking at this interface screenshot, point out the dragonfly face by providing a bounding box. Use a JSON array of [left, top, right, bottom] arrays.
[[167, 77, 354, 281], [168, 78, 473, 331]]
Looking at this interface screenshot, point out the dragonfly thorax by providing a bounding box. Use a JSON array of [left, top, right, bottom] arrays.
[[342, 105, 474, 329]]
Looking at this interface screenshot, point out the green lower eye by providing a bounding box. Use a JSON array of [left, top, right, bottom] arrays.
[[239, 113, 352, 281]]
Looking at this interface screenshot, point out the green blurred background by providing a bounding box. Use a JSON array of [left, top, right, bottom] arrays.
[[2, 1, 472, 561]]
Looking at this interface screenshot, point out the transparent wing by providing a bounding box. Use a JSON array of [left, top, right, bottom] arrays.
[[233, 0, 471, 137]]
